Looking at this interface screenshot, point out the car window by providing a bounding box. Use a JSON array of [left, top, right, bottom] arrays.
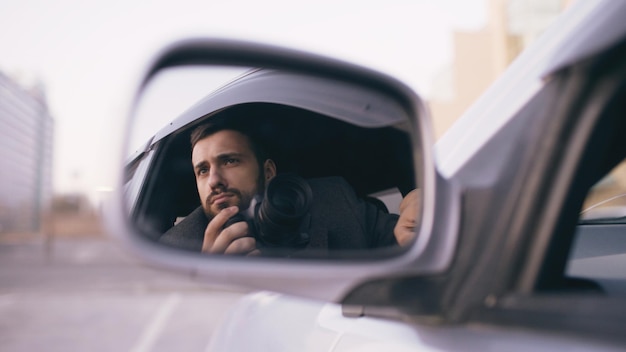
[[566, 159, 626, 294], [128, 101, 417, 257], [579, 159, 626, 223], [562, 57, 626, 295], [529, 40, 626, 298], [123, 62, 427, 259], [124, 151, 154, 215]]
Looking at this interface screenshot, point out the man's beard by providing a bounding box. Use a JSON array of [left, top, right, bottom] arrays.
[[202, 170, 266, 220]]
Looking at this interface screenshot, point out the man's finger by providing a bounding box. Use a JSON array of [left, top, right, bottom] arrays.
[[223, 236, 257, 255], [210, 221, 250, 254], [247, 249, 262, 257], [202, 206, 238, 252], [399, 189, 420, 213]]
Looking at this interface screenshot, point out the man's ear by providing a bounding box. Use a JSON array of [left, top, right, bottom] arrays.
[[263, 159, 277, 185]]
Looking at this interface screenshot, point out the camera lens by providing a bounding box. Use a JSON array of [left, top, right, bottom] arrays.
[[255, 174, 312, 247], [266, 176, 311, 218]]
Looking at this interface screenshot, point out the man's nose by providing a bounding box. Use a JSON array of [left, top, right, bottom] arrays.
[[208, 168, 226, 191]]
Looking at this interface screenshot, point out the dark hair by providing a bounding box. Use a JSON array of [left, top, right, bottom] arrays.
[[189, 107, 270, 166]]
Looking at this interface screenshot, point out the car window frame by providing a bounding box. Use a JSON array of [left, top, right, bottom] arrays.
[[462, 39, 626, 343]]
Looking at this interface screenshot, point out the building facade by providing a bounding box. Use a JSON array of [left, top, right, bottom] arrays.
[[0, 71, 54, 233], [428, 0, 570, 139]]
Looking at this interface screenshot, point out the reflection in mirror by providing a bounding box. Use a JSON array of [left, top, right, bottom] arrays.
[[130, 66, 249, 153], [126, 65, 421, 259]]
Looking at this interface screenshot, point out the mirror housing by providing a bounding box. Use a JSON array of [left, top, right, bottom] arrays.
[[107, 38, 455, 305]]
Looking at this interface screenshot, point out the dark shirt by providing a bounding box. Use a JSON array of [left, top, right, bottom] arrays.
[[158, 177, 399, 252]]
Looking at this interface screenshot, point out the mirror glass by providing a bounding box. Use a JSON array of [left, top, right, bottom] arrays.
[[126, 64, 421, 258]]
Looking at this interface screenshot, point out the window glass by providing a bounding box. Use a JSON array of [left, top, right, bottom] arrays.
[[124, 151, 154, 214], [567, 159, 626, 294], [579, 159, 626, 223]]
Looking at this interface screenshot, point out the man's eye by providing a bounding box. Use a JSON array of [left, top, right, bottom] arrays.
[[197, 168, 208, 176], [225, 158, 239, 165]]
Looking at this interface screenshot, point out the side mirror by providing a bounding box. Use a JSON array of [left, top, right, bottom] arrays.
[[108, 38, 446, 302]]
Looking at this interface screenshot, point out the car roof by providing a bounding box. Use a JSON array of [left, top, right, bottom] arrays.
[[147, 68, 409, 149]]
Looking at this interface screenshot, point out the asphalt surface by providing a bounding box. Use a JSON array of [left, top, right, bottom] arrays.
[[0, 236, 248, 352]]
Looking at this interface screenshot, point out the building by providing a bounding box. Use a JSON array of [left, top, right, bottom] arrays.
[[0, 71, 54, 233], [429, 0, 571, 139]]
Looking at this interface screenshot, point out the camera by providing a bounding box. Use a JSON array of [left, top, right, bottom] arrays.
[[224, 173, 312, 249]]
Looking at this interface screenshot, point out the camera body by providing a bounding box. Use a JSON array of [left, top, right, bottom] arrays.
[[224, 174, 312, 249]]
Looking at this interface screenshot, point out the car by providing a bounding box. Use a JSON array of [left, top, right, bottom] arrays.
[[109, 0, 626, 350]]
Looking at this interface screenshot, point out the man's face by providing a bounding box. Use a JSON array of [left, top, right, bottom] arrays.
[[192, 130, 265, 219]]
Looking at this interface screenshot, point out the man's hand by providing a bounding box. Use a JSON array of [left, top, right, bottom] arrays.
[[202, 206, 260, 256], [394, 189, 420, 246]]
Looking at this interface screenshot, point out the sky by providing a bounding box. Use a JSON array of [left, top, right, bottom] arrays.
[[0, 0, 486, 205]]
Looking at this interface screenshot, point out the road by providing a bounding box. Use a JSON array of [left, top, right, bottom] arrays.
[[0, 236, 248, 352]]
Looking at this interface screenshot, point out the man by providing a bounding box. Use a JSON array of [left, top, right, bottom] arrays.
[[159, 118, 419, 255]]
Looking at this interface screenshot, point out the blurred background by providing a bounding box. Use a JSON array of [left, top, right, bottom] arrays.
[[0, 0, 571, 238], [0, 0, 572, 350]]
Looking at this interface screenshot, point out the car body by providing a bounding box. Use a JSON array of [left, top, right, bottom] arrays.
[[112, 0, 626, 350]]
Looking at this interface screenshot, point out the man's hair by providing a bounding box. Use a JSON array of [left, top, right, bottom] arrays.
[[189, 107, 270, 166]]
